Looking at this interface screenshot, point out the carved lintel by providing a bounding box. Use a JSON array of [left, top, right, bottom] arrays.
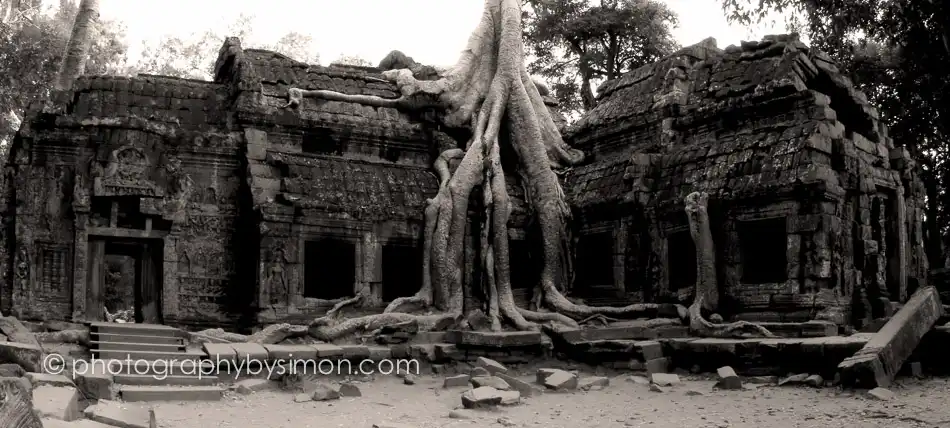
[[94, 145, 164, 197]]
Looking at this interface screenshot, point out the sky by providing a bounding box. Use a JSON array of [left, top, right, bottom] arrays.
[[93, 0, 789, 68]]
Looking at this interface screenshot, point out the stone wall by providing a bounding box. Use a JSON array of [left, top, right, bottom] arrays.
[[1, 73, 248, 327], [564, 35, 929, 325]]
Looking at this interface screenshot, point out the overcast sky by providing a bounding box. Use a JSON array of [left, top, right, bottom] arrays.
[[95, 0, 788, 67]]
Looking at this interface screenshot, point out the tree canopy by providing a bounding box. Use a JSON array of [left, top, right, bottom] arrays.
[[721, 0, 950, 268], [523, 0, 679, 117], [0, 0, 127, 148]]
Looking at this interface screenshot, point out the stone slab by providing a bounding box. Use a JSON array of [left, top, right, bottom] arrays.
[[229, 343, 268, 365], [26, 372, 74, 388], [838, 287, 943, 388], [310, 343, 344, 358], [119, 385, 223, 402], [84, 400, 150, 428], [444, 331, 543, 347], [33, 385, 80, 421], [0, 341, 43, 372], [203, 343, 237, 363], [263, 344, 317, 361]]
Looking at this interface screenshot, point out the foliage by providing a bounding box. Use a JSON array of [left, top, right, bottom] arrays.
[[330, 54, 373, 67], [523, 0, 679, 117], [0, 0, 129, 149], [135, 14, 321, 80], [721, 0, 950, 267]]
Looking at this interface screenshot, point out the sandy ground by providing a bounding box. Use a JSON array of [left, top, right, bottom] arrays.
[[133, 371, 950, 428]]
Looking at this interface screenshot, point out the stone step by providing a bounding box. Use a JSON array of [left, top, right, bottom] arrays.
[[90, 340, 183, 353], [88, 322, 180, 338], [100, 359, 217, 376], [91, 332, 184, 345], [118, 385, 224, 402], [93, 349, 205, 361], [114, 373, 219, 386]]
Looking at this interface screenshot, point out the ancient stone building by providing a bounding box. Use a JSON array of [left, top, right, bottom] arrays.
[[0, 35, 929, 329], [563, 36, 929, 325]]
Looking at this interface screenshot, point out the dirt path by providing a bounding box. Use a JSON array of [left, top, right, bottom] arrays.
[[147, 374, 950, 428]]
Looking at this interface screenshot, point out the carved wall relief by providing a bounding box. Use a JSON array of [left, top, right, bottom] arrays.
[[265, 244, 290, 306], [159, 155, 194, 220], [94, 145, 164, 197]]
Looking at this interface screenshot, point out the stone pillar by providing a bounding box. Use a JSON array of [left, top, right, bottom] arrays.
[[139, 242, 160, 324], [85, 239, 105, 320], [161, 235, 179, 320], [361, 231, 382, 305], [613, 223, 627, 294], [894, 187, 908, 301]]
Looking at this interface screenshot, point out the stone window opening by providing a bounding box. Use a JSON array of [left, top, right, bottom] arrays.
[[573, 231, 614, 293], [303, 238, 356, 300], [301, 129, 342, 155], [667, 230, 697, 290], [738, 217, 788, 284], [381, 240, 423, 302]]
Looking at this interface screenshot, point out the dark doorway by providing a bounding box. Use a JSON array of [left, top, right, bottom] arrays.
[[667, 230, 697, 290], [573, 231, 615, 296], [303, 238, 356, 300], [87, 237, 164, 323], [738, 217, 788, 284], [509, 239, 535, 307], [381, 241, 423, 302]]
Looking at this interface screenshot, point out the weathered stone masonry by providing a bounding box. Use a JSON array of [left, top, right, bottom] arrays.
[[0, 34, 930, 330], [563, 35, 929, 326]]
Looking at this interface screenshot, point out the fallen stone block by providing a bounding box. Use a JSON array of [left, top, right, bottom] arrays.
[[471, 376, 510, 390], [311, 384, 341, 401], [337, 382, 361, 397], [579, 376, 609, 391], [25, 373, 73, 388], [497, 389, 520, 405], [84, 400, 150, 428], [715, 366, 741, 390], [838, 287, 943, 388], [0, 377, 41, 428], [542, 369, 577, 391], [778, 373, 809, 386], [644, 357, 670, 374], [867, 387, 894, 400], [626, 375, 650, 385], [0, 317, 42, 348], [650, 373, 680, 386], [443, 374, 471, 388], [470, 367, 490, 377], [448, 409, 476, 419], [536, 368, 558, 384], [804, 374, 824, 387], [495, 373, 542, 397], [33, 385, 80, 421], [373, 423, 418, 428], [474, 357, 508, 374], [461, 386, 504, 408], [73, 372, 113, 400], [0, 363, 25, 377], [649, 384, 665, 392], [234, 378, 274, 394], [229, 343, 268, 366], [293, 393, 311, 403], [0, 341, 43, 372]]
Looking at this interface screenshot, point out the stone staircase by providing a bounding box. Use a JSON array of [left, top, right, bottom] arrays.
[[87, 322, 224, 402]]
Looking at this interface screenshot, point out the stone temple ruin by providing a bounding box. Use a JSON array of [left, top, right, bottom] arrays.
[[1, 35, 930, 331], [0, 32, 946, 418]]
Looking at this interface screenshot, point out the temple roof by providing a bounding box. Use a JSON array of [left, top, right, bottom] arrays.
[[563, 34, 896, 211]]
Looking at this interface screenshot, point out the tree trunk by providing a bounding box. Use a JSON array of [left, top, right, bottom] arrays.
[[923, 172, 945, 269], [55, 0, 100, 91]]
